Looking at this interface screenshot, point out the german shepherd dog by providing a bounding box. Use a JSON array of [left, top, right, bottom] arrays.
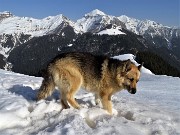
[[37, 52, 142, 114]]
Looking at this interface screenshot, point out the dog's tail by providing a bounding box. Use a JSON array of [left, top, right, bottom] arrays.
[[37, 71, 55, 101]]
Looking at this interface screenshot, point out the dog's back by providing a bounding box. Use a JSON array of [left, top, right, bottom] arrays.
[[49, 52, 107, 86], [50, 52, 106, 78]]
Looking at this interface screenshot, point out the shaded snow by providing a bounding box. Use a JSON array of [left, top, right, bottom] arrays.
[[0, 54, 179, 135]]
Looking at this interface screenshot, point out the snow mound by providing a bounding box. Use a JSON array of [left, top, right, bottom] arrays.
[[98, 26, 126, 35], [113, 54, 153, 74]]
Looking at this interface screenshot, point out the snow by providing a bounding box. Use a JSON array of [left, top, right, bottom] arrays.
[[0, 9, 178, 38], [118, 15, 172, 36], [0, 54, 179, 135], [97, 26, 126, 35], [67, 44, 73, 47], [85, 9, 106, 17], [0, 46, 11, 58], [0, 14, 77, 37], [113, 54, 153, 74], [75, 9, 120, 33]]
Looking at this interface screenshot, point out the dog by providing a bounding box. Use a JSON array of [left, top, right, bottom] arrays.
[[37, 52, 142, 114]]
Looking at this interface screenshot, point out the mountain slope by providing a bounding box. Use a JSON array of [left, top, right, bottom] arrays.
[[0, 12, 79, 36], [0, 11, 79, 58], [0, 9, 180, 76], [7, 31, 151, 76], [118, 15, 180, 72], [118, 15, 180, 52]]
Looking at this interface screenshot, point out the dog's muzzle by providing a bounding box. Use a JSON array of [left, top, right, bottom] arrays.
[[128, 88, 136, 94]]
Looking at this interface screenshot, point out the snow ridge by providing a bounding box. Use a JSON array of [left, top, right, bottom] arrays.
[[0, 13, 79, 37], [118, 15, 180, 38], [0, 9, 179, 37], [85, 9, 106, 17]]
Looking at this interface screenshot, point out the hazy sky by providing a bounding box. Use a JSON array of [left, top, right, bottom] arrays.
[[0, 0, 179, 27]]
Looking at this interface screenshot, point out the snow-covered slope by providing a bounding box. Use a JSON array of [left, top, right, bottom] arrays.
[[1, 10, 179, 39], [1, 10, 179, 37], [0, 12, 78, 37], [118, 15, 180, 43], [0, 54, 180, 135], [0, 11, 79, 58]]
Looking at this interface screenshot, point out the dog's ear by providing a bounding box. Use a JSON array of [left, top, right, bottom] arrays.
[[122, 59, 132, 73], [138, 62, 144, 71]]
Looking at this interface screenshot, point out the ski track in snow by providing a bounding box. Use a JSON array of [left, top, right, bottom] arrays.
[[0, 67, 180, 135]]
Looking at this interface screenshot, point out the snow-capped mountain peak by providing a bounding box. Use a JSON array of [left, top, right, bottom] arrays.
[[118, 15, 173, 35], [85, 9, 106, 17], [75, 9, 126, 34], [0, 11, 13, 20], [0, 11, 13, 15], [0, 12, 80, 58], [0, 12, 79, 37]]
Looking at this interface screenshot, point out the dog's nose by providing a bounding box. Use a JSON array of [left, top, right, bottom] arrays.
[[131, 88, 136, 94]]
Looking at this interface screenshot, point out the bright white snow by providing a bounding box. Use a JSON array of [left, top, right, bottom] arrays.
[[97, 26, 126, 35], [0, 14, 79, 37], [0, 54, 180, 135]]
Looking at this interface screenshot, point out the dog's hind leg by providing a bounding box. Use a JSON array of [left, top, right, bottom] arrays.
[[58, 68, 82, 109], [66, 74, 82, 109], [60, 90, 70, 109], [54, 69, 71, 109]]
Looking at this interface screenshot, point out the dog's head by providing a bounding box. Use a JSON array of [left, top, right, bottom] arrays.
[[117, 60, 143, 94]]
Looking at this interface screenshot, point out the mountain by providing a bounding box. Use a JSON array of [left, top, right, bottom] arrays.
[[75, 9, 180, 70], [118, 15, 180, 71], [0, 11, 79, 58], [0, 9, 180, 76], [118, 15, 180, 49], [0, 11, 79, 36], [75, 9, 126, 33], [0, 11, 80, 70]]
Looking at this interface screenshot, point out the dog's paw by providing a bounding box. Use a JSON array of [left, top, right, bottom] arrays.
[[95, 98, 101, 105], [112, 108, 118, 116]]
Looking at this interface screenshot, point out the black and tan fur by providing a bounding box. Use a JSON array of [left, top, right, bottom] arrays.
[[37, 52, 142, 114]]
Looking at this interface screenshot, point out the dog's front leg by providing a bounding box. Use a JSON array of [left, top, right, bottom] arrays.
[[100, 91, 112, 115]]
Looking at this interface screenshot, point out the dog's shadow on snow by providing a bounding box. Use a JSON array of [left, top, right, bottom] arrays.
[[8, 85, 94, 107], [8, 85, 60, 101]]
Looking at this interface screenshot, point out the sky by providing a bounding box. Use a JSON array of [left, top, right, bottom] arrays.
[[0, 0, 179, 27]]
